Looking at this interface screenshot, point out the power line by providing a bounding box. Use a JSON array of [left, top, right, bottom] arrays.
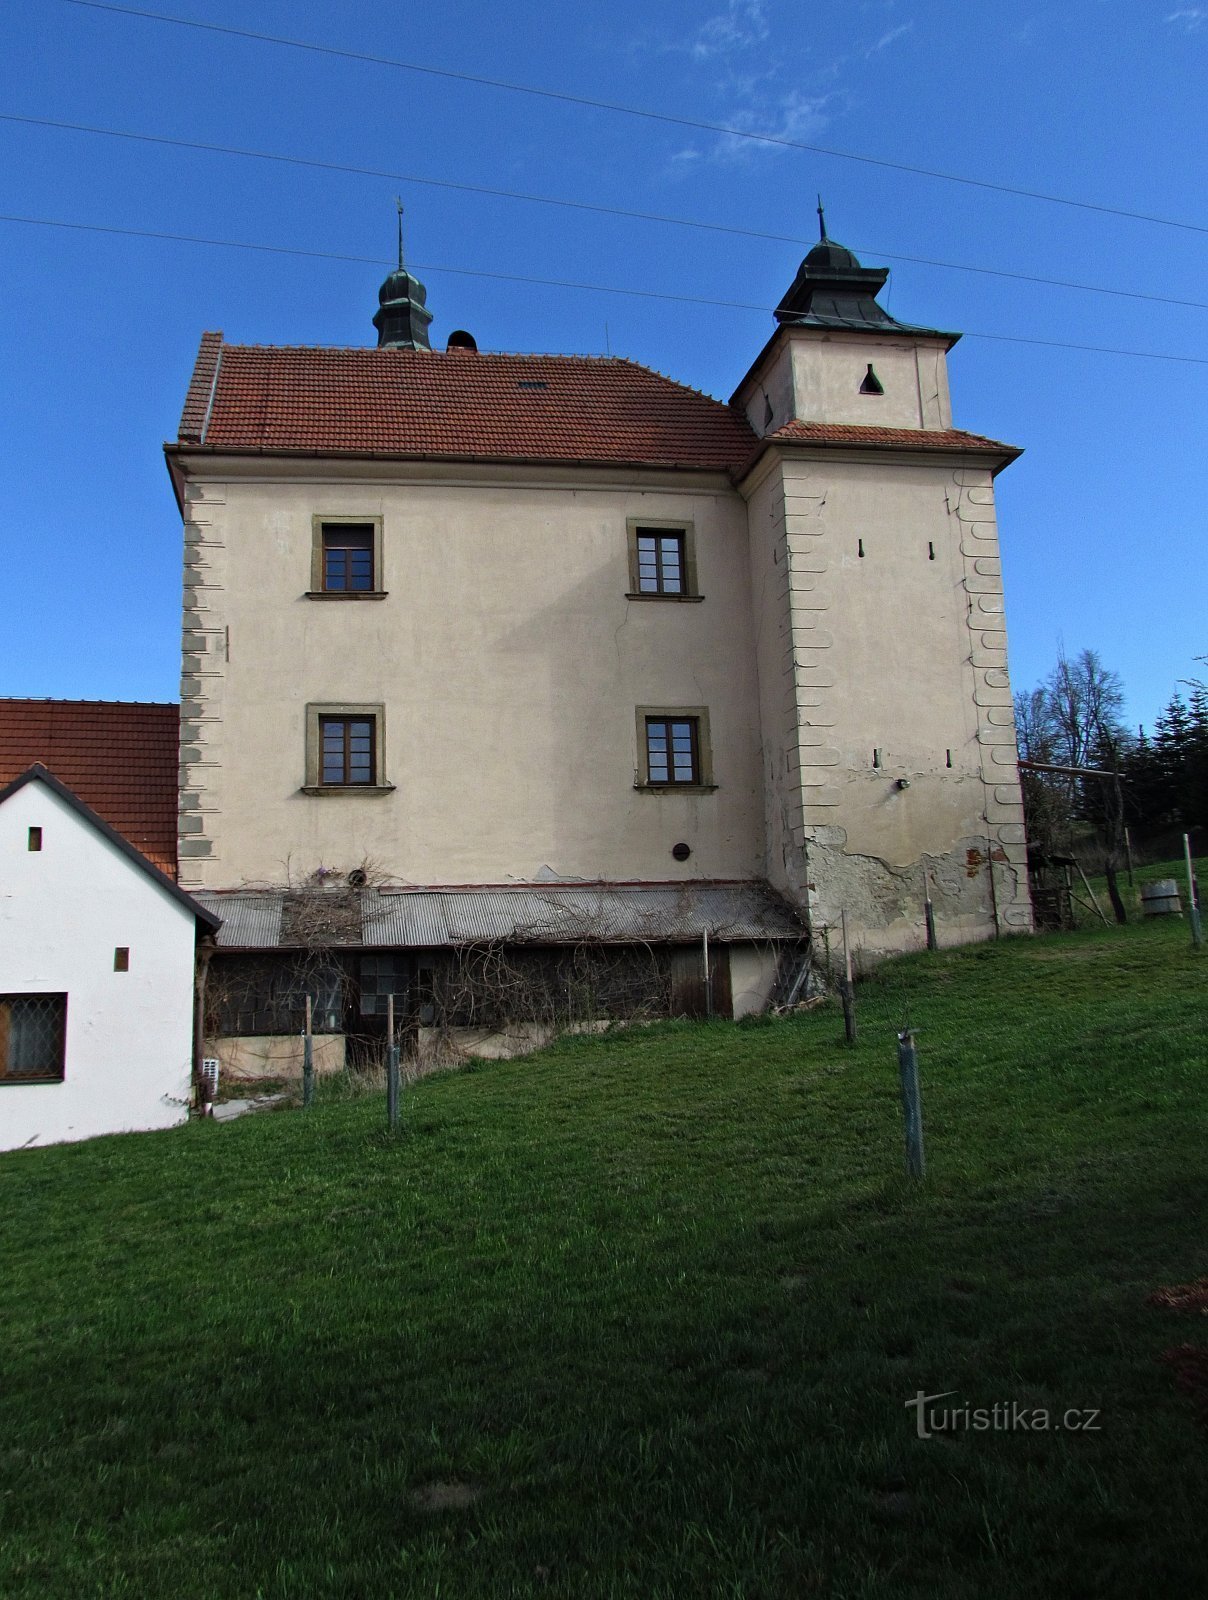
[[4, 112, 1207, 315], [4, 211, 1207, 367], [59, 0, 1208, 237], [0, 214, 771, 311]]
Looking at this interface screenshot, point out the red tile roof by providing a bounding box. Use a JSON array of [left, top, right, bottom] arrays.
[[173, 336, 759, 472], [763, 420, 1020, 461], [178, 329, 223, 443], [0, 700, 179, 877]]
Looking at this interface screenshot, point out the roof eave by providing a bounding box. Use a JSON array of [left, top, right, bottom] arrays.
[[736, 433, 1023, 489], [164, 442, 748, 479], [163, 444, 187, 516]]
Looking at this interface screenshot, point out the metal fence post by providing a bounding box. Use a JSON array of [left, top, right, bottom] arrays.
[[840, 909, 857, 1044], [896, 1029, 925, 1178], [1185, 834, 1203, 950], [302, 993, 315, 1107], [386, 991, 400, 1133], [924, 895, 938, 953]]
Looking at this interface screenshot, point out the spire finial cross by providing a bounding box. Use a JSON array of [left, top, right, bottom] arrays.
[[394, 196, 405, 268], [817, 194, 827, 242]]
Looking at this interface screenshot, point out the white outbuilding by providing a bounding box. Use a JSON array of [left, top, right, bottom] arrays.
[[0, 765, 220, 1151]]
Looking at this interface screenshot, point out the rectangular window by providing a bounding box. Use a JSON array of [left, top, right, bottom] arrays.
[[309, 517, 385, 598], [321, 717, 376, 785], [323, 524, 375, 592], [304, 704, 389, 793], [114, 947, 130, 973], [28, 827, 42, 852], [0, 994, 67, 1083], [358, 952, 410, 1018], [636, 706, 714, 790], [646, 717, 700, 784], [635, 530, 685, 595], [626, 520, 700, 601]]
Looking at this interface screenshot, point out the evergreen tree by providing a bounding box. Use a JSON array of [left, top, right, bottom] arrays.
[[1183, 679, 1208, 828]]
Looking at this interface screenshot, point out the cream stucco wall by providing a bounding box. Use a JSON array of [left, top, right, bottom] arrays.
[[215, 1033, 345, 1080], [791, 335, 953, 431], [742, 447, 1030, 953], [738, 330, 953, 436], [728, 943, 784, 1017], [178, 465, 766, 891], [0, 781, 197, 1151]]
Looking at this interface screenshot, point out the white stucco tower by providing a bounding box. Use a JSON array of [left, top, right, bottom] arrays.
[[733, 214, 1032, 952]]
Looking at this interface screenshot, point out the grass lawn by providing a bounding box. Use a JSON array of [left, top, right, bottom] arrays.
[[3, 915, 1208, 1598]]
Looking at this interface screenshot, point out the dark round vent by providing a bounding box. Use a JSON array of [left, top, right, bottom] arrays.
[[347, 868, 368, 889], [447, 329, 478, 351], [671, 842, 692, 862]]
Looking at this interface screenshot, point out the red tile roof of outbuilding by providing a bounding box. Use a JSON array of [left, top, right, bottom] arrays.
[[0, 700, 178, 877], [173, 337, 759, 473]]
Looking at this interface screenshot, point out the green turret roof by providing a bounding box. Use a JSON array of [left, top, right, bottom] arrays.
[[372, 205, 434, 350], [775, 209, 956, 341]]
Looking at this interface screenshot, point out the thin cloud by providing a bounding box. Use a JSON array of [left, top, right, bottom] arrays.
[[866, 20, 914, 56], [691, 0, 769, 61], [708, 89, 832, 164], [1165, 7, 1206, 27]]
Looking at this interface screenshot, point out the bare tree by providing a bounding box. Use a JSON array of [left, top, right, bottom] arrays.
[[1016, 648, 1132, 921]]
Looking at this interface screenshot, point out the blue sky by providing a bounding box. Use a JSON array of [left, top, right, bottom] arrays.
[[2, 0, 1205, 731]]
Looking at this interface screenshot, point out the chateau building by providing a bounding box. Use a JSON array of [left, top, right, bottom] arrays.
[[165, 221, 1031, 1059]]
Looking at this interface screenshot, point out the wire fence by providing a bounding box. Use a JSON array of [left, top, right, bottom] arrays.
[[197, 843, 1204, 1149], [798, 841, 1206, 1172]]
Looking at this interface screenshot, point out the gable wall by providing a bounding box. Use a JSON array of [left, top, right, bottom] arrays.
[[0, 783, 197, 1149]]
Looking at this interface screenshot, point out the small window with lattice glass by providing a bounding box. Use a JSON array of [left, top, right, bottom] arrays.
[[0, 993, 67, 1083]]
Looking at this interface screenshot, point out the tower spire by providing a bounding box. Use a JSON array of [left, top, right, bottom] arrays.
[[817, 195, 827, 242], [373, 201, 433, 351]]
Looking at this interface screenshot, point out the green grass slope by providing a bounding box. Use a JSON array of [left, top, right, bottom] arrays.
[[3, 917, 1207, 1599]]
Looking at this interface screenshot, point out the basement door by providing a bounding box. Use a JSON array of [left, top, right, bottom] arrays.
[[670, 944, 733, 1019]]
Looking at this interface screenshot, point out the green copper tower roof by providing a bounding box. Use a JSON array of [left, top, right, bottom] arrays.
[[373, 203, 434, 351], [775, 204, 956, 342]]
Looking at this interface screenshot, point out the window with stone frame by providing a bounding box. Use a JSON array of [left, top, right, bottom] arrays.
[[303, 704, 391, 793], [635, 706, 715, 790], [625, 520, 701, 601], [308, 517, 385, 598]]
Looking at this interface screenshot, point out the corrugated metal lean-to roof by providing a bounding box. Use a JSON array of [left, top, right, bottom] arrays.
[[194, 883, 804, 951], [196, 893, 284, 950]]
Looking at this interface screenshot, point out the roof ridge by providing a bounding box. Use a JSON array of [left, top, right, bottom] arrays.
[[0, 696, 178, 708], [217, 342, 730, 384]]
